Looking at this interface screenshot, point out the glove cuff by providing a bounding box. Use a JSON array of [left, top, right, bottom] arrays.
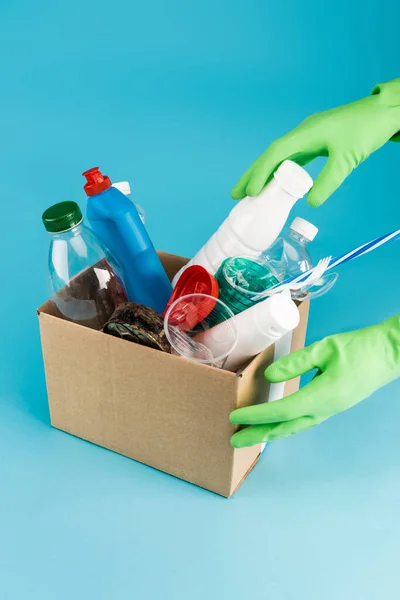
[[371, 79, 400, 142]]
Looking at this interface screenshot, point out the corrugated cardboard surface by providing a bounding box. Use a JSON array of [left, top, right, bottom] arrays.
[[38, 252, 309, 497]]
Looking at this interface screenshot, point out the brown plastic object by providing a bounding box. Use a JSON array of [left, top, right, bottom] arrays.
[[103, 302, 171, 353]]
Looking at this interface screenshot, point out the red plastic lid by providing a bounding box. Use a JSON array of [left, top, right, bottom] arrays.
[[83, 167, 112, 196], [163, 265, 219, 330]]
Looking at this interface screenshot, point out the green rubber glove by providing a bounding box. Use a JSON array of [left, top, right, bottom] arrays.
[[232, 79, 400, 207], [230, 316, 400, 447]]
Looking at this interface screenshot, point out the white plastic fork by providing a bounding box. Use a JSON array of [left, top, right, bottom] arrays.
[[265, 256, 332, 296], [288, 256, 331, 290]]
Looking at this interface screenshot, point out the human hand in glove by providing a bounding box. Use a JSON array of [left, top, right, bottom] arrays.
[[232, 79, 400, 207], [230, 316, 400, 448]]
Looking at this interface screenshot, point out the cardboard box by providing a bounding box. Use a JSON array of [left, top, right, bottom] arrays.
[[38, 252, 309, 497]]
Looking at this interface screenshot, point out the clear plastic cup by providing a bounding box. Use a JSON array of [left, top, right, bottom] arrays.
[[164, 293, 238, 368], [214, 255, 279, 318], [292, 272, 339, 302]]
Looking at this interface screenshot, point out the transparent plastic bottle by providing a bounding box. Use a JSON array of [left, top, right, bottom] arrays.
[[261, 217, 318, 283], [42, 201, 128, 330]]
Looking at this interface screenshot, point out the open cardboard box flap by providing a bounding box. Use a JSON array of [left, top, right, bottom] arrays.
[[38, 252, 309, 497]]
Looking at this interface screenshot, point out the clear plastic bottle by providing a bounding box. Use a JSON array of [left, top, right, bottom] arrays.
[[42, 201, 128, 330], [261, 217, 318, 284]]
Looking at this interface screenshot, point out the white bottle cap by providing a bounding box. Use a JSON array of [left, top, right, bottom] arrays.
[[274, 160, 313, 198], [257, 293, 300, 337], [112, 181, 131, 196], [290, 217, 318, 241]]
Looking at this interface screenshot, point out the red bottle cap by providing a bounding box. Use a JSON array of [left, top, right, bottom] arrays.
[[83, 167, 112, 196], [163, 265, 219, 330]]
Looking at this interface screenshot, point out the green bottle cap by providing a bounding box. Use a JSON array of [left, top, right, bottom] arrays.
[[42, 201, 83, 233]]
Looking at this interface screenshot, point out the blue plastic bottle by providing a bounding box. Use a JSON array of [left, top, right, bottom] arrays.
[[83, 167, 172, 313]]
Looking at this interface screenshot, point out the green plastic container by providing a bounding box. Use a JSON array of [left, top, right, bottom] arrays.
[[211, 256, 280, 323]]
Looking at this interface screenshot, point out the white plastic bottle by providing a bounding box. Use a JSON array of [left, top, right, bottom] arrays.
[[194, 293, 300, 372], [172, 160, 313, 286], [112, 181, 146, 224]]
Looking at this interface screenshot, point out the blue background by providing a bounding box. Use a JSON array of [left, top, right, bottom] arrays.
[[1, 0, 399, 598]]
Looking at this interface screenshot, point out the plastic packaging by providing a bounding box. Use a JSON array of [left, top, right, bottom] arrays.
[[164, 294, 238, 368], [261, 216, 317, 300], [42, 201, 128, 330], [298, 271, 339, 301], [83, 167, 172, 314], [172, 160, 313, 286], [215, 256, 279, 317], [112, 181, 146, 224], [195, 293, 300, 372]]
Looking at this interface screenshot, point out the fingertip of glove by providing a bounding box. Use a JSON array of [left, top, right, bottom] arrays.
[[230, 434, 242, 448], [306, 190, 325, 208], [245, 183, 263, 198], [230, 188, 244, 200], [229, 410, 240, 424], [231, 428, 269, 448], [264, 364, 281, 383], [230, 430, 253, 448]]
